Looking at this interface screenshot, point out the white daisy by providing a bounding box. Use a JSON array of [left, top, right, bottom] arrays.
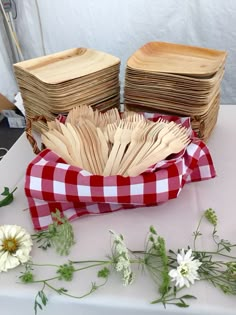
[[169, 248, 202, 288], [0, 225, 33, 272]]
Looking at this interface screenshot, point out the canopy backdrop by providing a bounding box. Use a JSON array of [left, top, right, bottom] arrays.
[[0, 0, 236, 103]]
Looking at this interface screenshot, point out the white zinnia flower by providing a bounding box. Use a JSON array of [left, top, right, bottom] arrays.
[[169, 249, 202, 288], [0, 225, 33, 272]]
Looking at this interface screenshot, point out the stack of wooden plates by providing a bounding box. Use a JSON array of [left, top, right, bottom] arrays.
[[14, 48, 120, 132], [124, 42, 227, 141]]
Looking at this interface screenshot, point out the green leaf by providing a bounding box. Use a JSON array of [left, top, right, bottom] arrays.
[[34, 288, 47, 315], [40, 292, 48, 306], [179, 295, 197, 300], [97, 267, 110, 278], [173, 286, 177, 297], [224, 246, 231, 252], [150, 225, 157, 235], [0, 187, 17, 207], [1, 187, 9, 196], [31, 209, 75, 255], [150, 298, 162, 304], [0, 194, 13, 207], [175, 302, 190, 308], [37, 303, 42, 310], [57, 263, 75, 281], [59, 287, 68, 293], [34, 301, 42, 315]]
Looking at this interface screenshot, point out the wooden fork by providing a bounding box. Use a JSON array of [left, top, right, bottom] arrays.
[[117, 120, 154, 175], [127, 126, 190, 177], [123, 120, 167, 172], [110, 121, 136, 175], [41, 132, 74, 166], [103, 121, 125, 176]]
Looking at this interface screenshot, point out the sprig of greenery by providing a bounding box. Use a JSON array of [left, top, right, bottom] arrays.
[[19, 260, 111, 315], [132, 208, 236, 307], [151, 291, 197, 308], [0, 186, 17, 207], [19, 262, 34, 283], [144, 226, 171, 297], [34, 284, 48, 315], [136, 227, 196, 308], [192, 208, 236, 296], [31, 209, 75, 255]]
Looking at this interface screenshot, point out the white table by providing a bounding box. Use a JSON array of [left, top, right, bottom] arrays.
[[0, 105, 236, 315]]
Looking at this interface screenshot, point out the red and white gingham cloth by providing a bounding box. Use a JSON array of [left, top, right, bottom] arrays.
[[25, 114, 216, 230]]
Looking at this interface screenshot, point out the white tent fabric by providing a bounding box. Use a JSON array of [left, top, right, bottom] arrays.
[[0, 15, 18, 99], [1, 0, 236, 103]]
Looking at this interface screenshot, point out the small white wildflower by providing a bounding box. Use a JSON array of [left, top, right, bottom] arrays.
[[116, 243, 128, 257], [110, 230, 123, 243], [227, 262, 236, 275], [169, 249, 202, 288], [0, 225, 33, 272], [123, 269, 135, 286], [116, 257, 130, 271], [123, 268, 130, 277], [109, 229, 135, 286]]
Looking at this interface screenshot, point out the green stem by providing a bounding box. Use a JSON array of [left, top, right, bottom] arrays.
[[212, 227, 219, 249], [147, 263, 163, 272], [28, 276, 59, 283], [195, 250, 236, 260], [31, 263, 59, 268], [151, 287, 183, 304], [44, 280, 106, 299], [71, 258, 143, 266], [146, 266, 162, 285], [25, 262, 112, 285], [132, 250, 161, 257], [130, 259, 144, 264], [193, 214, 204, 251], [11, 187, 18, 194], [70, 260, 110, 264], [201, 274, 235, 285], [74, 262, 111, 273]]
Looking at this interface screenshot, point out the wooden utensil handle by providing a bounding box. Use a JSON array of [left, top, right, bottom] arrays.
[[127, 148, 170, 177]]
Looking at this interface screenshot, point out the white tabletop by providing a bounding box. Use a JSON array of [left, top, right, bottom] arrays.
[[0, 105, 236, 315]]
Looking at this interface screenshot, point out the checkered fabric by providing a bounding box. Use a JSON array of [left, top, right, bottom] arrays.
[[25, 114, 216, 230]]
